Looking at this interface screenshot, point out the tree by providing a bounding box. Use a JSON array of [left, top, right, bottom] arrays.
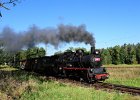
[[130, 44, 137, 64], [136, 43, 140, 64], [124, 44, 137, 64], [119, 44, 128, 64], [119, 46, 125, 64], [112, 45, 120, 65], [101, 48, 112, 65], [38, 47, 46, 57], [26, 47, 46, 59], [0, 0, 20, 17], [16, 50, 26, 60], [0, 40, 14, 64], [0, 48, 4, 64]]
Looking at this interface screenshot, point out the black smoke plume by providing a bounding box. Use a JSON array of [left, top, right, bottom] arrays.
[[0, 24, 95, 52]]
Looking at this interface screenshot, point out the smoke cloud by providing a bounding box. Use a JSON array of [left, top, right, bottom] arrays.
[[0, 24, 95, 52]]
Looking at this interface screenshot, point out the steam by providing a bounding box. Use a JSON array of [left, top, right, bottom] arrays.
[[0, 24, 95, 52]]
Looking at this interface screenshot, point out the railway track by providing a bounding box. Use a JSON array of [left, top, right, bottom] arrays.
[[92, 83, 140, 96], [48, 76, 140, 96]]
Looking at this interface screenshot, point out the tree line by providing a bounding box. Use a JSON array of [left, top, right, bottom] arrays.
[[101, 43, 140, 65], [0, 42, 140, 65], [0, 46, 46, 65], [15, 47, 46, 60]]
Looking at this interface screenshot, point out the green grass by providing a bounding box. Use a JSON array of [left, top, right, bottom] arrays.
[[20, 82, 140, 100], [105, 65, 140, 87], [0, 65, 140, 100], [104, 64, 140, 67]]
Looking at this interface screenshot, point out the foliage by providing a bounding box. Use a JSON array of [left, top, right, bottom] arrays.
[[101, 49, 112, 65], [111, 45, 121, 64], [136, 43, 140, 64], [0, 46, 46, 64], [16, 47, 46, 60], [101, 43, 140, 65], [0, 50, 14, 65]]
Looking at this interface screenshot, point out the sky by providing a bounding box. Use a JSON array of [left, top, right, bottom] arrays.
[[0, 0, 140, 55]]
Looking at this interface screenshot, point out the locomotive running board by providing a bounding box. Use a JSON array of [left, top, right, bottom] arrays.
[[63, 67, 89, 70]]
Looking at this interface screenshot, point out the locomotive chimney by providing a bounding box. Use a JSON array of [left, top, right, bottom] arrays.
[[91, 46, 95, 54]]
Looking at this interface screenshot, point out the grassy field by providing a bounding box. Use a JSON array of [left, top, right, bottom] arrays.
[[0, 65, 140, 100], [105, 64, 140, 87], [105, 64, 140, 67]]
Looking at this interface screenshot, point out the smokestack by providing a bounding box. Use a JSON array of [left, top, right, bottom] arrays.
[[91, 46, 95, 54]]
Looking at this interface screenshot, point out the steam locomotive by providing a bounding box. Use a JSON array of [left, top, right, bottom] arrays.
[[19, 47, 109, 83]]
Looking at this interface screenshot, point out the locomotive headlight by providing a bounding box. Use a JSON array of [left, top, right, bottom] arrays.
[[59, 67, 62, 70], [90, 69, 93, 72], [95, 51, 99, 54]]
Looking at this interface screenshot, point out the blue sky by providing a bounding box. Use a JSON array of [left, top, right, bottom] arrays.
[[0, 0, 140, 55]]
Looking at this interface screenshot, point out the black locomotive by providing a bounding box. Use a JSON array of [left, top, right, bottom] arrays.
[[19, 47, 109, 82]]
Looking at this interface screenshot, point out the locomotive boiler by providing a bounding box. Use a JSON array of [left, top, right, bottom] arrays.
[[19, 46, 109, 83]]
